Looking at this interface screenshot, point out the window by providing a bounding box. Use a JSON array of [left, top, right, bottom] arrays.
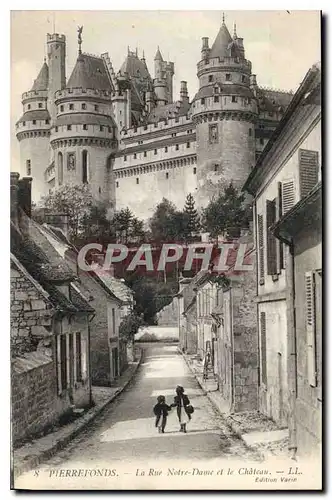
[[22, 121, 26, 126], [214, 96, 219, 103], [166, 172, 169, 179], [83, 124, 87, 130], [242, 75, 246, 83], [67, 153, 76, 171], [76, 332, 82, 382], [69, 104, 74, 110], [258, 214, 264, 284], [266, 199, 277, 276], [94, 105, 99, 111], [32, 120, 36, 125], [305, 272, 317, 387], [214, 164, 218, 172], [171, 133, 177, 137], [260, 312, 267, 385], [232, 96, 238, 103], [26, 159, 31, 176], [249, 128, 252, 137], [201, 98, 205, 105], [175, 144, 179, 151], [208, 75, 213, 82], [67, 125, 71, 131], [186, 142, 190, 148], [82, 103, 86, 110], [116, 181, 119, 188], [276, 182, 284, 272], [59, 334, 67, 391], [82, 150, 88, 184], [27, 104, 31, 110], [112, 308, 116, 335], [193, 167, 197, 175], [108, 126, 112, 133], [124, 155, 127, 161], [144, 151, 147, 157], [134, 153, 137, 159], [45, 119, 49, 124], [226, 73, 231, 81], [260, 138, 264, 145], [136, 178, 139, 184], [209, 124, 218, 143], [99, 187, 101, 194], [154, 149, 157, 155], [165, 147, 168, 153], [100, 126, 103, 131], [55, 126, 58, 132], [38, 103, 42, 108], [60, 105, 64, 112], [299, 149, 319, 198]]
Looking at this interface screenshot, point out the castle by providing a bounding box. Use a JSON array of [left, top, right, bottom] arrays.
[[15, 18, 294, 220]]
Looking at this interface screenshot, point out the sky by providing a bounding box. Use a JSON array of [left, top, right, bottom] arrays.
[[10, 10, 321, 174]]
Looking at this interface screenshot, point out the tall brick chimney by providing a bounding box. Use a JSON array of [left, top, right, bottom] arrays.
[[10, 172, 32, 225]]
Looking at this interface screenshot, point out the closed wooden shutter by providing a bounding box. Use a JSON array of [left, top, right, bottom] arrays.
[[276, 182, 284, 272], [299, 149, 319, 198], [266, 199, 277, 275], [258, 214, 265, 283], [56, 335, 62, 395], [69, 333, 74, 388], [76, 332, 82, 382], [260, 312, 267, 385], [282, 179, 295, 214], [305, 272, 317, 387], [60, 334, 67, 390]]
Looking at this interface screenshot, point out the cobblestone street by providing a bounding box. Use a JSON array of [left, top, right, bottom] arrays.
[[15, 343, 262, 488]]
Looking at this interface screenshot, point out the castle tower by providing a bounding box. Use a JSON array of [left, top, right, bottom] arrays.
[[15, 59, 51, 203], [153, 47, 167, 107], [47, 33, 66, 122], [50, 49, 117, 208], [191, 19, 257, 208]]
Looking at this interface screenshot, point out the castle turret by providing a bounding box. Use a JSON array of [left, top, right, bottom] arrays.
[[153, 47, 167, 106], [15, 59, 51, 203], [180, 81, 189, 103], [191, 19, 257, 208], [47, 33, 66, 122]]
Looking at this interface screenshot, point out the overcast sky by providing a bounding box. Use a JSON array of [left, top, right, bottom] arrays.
[[11, 10, 321, 174]]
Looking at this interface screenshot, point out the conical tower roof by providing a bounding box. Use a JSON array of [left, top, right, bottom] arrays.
[[154, 47, 163, 61], [67, 53, 112, 91], [30, 61, 49, 91], [209, 22, 233, 59]]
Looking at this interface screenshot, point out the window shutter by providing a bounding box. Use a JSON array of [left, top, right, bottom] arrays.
[[258, 214, 265, 283], [60, 334, 67, 391], [76, 332, 82, 382], [299, 149, 319, 198], [282, 179, 295, 214], [276, 182, 284, 272], [266, 199, 277, 275], [56, 335, 62, 395], [260, 312, 267, 385], [305, 272, 317, 387]]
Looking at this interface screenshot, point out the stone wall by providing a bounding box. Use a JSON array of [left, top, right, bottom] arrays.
[[156, 299, 178, 327]]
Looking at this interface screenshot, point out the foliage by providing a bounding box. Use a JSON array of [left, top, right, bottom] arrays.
[[149, 197, 199, 243], [203, 183, 250, 240], [183, 193, 201, 237], [119, 312, 144, 342], [113, 208, 146, 244]]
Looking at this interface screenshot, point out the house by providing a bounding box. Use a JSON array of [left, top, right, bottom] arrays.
[[35, 219, 134, 385], [178, 277, 196, 354], [10, 173, 93, 446], [243, 63, 321, 427], [271, 182, 322, 458]]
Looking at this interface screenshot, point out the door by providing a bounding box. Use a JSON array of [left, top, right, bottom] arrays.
[[112, 347, 119, 378]]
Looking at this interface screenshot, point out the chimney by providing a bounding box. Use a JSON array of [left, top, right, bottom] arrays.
[[44, 213, 70, 239], [10, 172, 32, 225], [180, 81, 189, 102], [201, 37, 210, 59], [10, 172, 20, 225]]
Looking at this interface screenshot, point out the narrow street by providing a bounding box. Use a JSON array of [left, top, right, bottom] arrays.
[[16, 343, 260, 488]]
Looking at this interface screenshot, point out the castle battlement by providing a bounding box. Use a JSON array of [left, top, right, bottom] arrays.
[[22, 90, 48, 101], [122, 114, 191, 138], [54, 87, 112, 101], [197, 57, 251, 75], [47, 33, 65, 42]]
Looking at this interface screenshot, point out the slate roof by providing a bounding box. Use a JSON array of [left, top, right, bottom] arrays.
[[194, 84, 254, 101], [54, 113, 115, 127], [31, 61, 49, 91], [94, 271, 133, 303], [67, 53, 112, 92], [119, 53, 152, 81], [16, 109, 50, 125], [147, 100, 191, 123], [209, 23, 238, 59]]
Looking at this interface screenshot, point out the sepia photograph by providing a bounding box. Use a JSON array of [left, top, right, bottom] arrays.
[[10, 9, 322, 490]]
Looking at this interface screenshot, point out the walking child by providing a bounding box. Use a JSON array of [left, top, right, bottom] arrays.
[[153, 395, 172, 433]]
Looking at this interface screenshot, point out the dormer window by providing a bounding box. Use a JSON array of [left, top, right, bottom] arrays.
[[209, 75, 213, 83], [94, 105, 99, 112], [226, 73, 231, 81], [38, 103, 42, 108], [201, 98, 205, 105], [82, 103, 86, 110], [60, 105, 64, 112], [67, 125, 71, 131], [214, 96, 219, 103], [69, 104, 74, 110], [27, 104, 31, 110], [231, 96, 237, 103]]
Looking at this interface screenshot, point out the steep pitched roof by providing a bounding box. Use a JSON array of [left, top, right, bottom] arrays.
[[119, 53, 152, 81], [67, 53, 112, 91], [16, 109, 50, 125], [209, 23, 234, 59], [154, 47, 163, 61], [147, 100, 191, 123], [30, 61, 49, 91]]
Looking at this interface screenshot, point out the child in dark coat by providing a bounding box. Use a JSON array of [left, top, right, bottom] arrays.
[[153, 395, 172, 433]]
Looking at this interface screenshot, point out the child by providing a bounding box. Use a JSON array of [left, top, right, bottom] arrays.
[[153, 395, 172, 433]]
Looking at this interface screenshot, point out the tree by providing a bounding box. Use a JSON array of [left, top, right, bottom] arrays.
[[203, 182, 250, 240], [38, 184, 94, 240], [112, 208, 134, 243], [79, 202, 115, 246], [129, 217, 146, 243], [149, 198, 177, 241], [183, 193, 201, 238], [119, 312, 144, 342]]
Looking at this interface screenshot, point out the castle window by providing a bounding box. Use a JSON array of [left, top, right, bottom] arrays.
[[32, 120, 36, 125], [144, 151, 147, 157], [22, 121, 25, 126], [166, 172, 169, 179], [260, 138, 264, 145], [208, 75, 213, 82], [171, 133, 176, 137], [100, 126, 103, 131], [249, 128, 252, 137], [201, 98, 205, 105], [242, 75, 246, 83], [136, 178, 139, 185], [82, 103, 86, 110], [83, 124, 87, 130], [214, 96, 219, 103], [134, 153, 137, 159], [26, 159, 31, 176], [175, 117, 179, 123], [124, 155, 127, 161], [69, 104, 74, 110], [259, 124, 265, 129], [108, 126, 112, 133], [214, 164, 218, 172], [209, 124, 218, 144], [99, 187, 101, 194], [55, 126, 58, 132], [45, 119, 49, 124], [165, 147, 168, 153], [187, 129, 192, 134], [60, 105, 64, 112], [82, 150, 89, 184], [38, 103, 42, 108], [154, 123, 158, 128], [58, 152, 63, 186], [193, 167, 197, 175], [67, 153, 76, 171], [95, 105, 99, 111], [154, 149, 157, 155], [144, 125, 147, 130], [186, 142, 190, 148], [67, 125, 71, 131], [116, 181, 119, 188], [175, 144, 179, 151], [226, 73, 231, 81], [27, 104, 31, 110], [231, 96, 238, 103]]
